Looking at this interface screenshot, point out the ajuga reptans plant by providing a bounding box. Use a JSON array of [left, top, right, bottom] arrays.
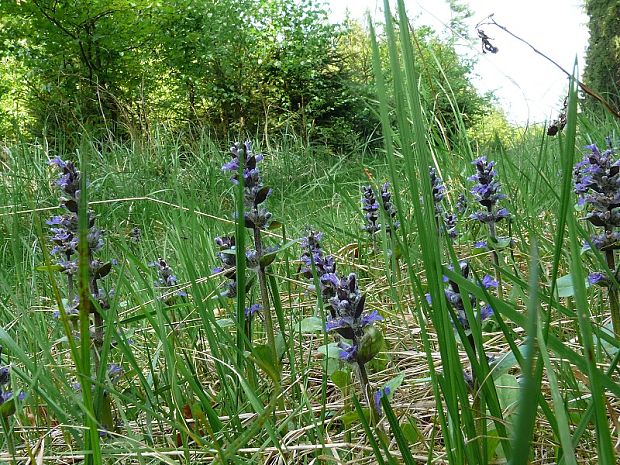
[[430, 167, 458, 240], [150, 258, 187, 302], [299, 231, 385, 421], [47, 159, 113, 351], [220, 141, 280, 364], [574, 138, 620, 336], [427, 262, 496, 333], [361, 183, 400, 252], [469, 156, 510, 294], [325, 272, 384, 422], [299, 230, 337, 304], [427, 262, 496, 393], [47, 158, 118, 434]]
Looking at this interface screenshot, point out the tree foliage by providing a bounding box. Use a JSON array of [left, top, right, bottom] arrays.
[[0, 0, 490, 149], [584, 0, 620, 113]]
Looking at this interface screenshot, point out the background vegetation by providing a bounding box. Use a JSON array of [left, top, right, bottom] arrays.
[[0, 0, 492, 150], [584, 0, 620, 114]]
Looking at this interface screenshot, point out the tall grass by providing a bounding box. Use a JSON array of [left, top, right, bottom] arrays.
[[0, 2, 619, 464]]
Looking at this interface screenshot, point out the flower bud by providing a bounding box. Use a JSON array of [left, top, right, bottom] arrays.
[[356, 325, 384, 364]]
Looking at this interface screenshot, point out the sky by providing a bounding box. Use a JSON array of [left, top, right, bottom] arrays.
[[326, 0, 590, 124]]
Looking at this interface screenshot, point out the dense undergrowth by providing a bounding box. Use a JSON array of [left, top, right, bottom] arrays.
[[2, 2, 620, 465]]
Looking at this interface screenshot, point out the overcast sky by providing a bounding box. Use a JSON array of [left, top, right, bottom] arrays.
[[327, 0, 589, 124]]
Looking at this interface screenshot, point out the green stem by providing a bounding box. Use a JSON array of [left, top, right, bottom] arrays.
[[356, 362, 380, 426], [605, 249, 620, 337], [467, 333, 484, 456], [252, 227, 278, 371], [487, 220, 504, 299]]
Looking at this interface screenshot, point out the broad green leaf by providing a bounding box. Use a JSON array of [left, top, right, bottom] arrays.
[[215, 318, 235, 328], [490, 344, 531, 379], [495, 374, 520, 418], [317, 342, 341, 359], [401, 420, 423, 445], [298, 316, 324, 333], [556, 273, 589, 298], [330, 369, 350, 391], [382, 372, 405, 398], [250, 344, 279, 383]]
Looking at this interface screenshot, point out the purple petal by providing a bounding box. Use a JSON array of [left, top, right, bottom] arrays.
[[361, 310, 383, 326], [588, 272, 608, 285], [480, 304, 494, 321], [481, 275, 498, 289]]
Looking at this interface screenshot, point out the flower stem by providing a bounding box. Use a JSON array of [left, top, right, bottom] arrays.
[[605, 249, 620, 337], [356, 362, 380, 426], [487, 220, 504, 299], [253, 226, 278, 371]]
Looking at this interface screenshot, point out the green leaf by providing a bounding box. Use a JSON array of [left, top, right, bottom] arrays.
[[342, 408, 369, 428], [35, 264, 63, 272], [317, 342, 341, 359], [267, 220, 283, 230], [401, 419, 423, 445], [259, 250, 277, 268], [489, 236, 512, 250], [490, 344, 531, 379], [250, 344, 279, 383], [556, 273, 590, 298], [383, 372, 405, 398], [275, 332, 286, 360], [508, 284, 527, 303], [93, 261, 112, 279], [495, 374, 520, 418], [592, 324, 620, 355], [298, 316, 324, 333], [215, 318, 235, 328], [486, 429, 502, 462], [325, 356, 340, 376], [0, 396, 17, 418], [330, 369, 350, 391]]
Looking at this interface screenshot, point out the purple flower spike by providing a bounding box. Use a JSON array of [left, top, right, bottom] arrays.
[[299, 231, 338, 307], [361, 182, 400, 242], [47, 159, 113, 317], [323, 273, 383, 365], [573, 138, 620, 297], [151, 258, 187, 299], [362, 185, 381, 235], [223, 141, 272, 230], [380, 182, 400, 233], [430, 167, 446, 206], [428, 168, 459, 239], [469, 156, 510, 247], [431, 261, 496, 330], [574, 140, 620, 252], [0, 348, 25, 416]]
